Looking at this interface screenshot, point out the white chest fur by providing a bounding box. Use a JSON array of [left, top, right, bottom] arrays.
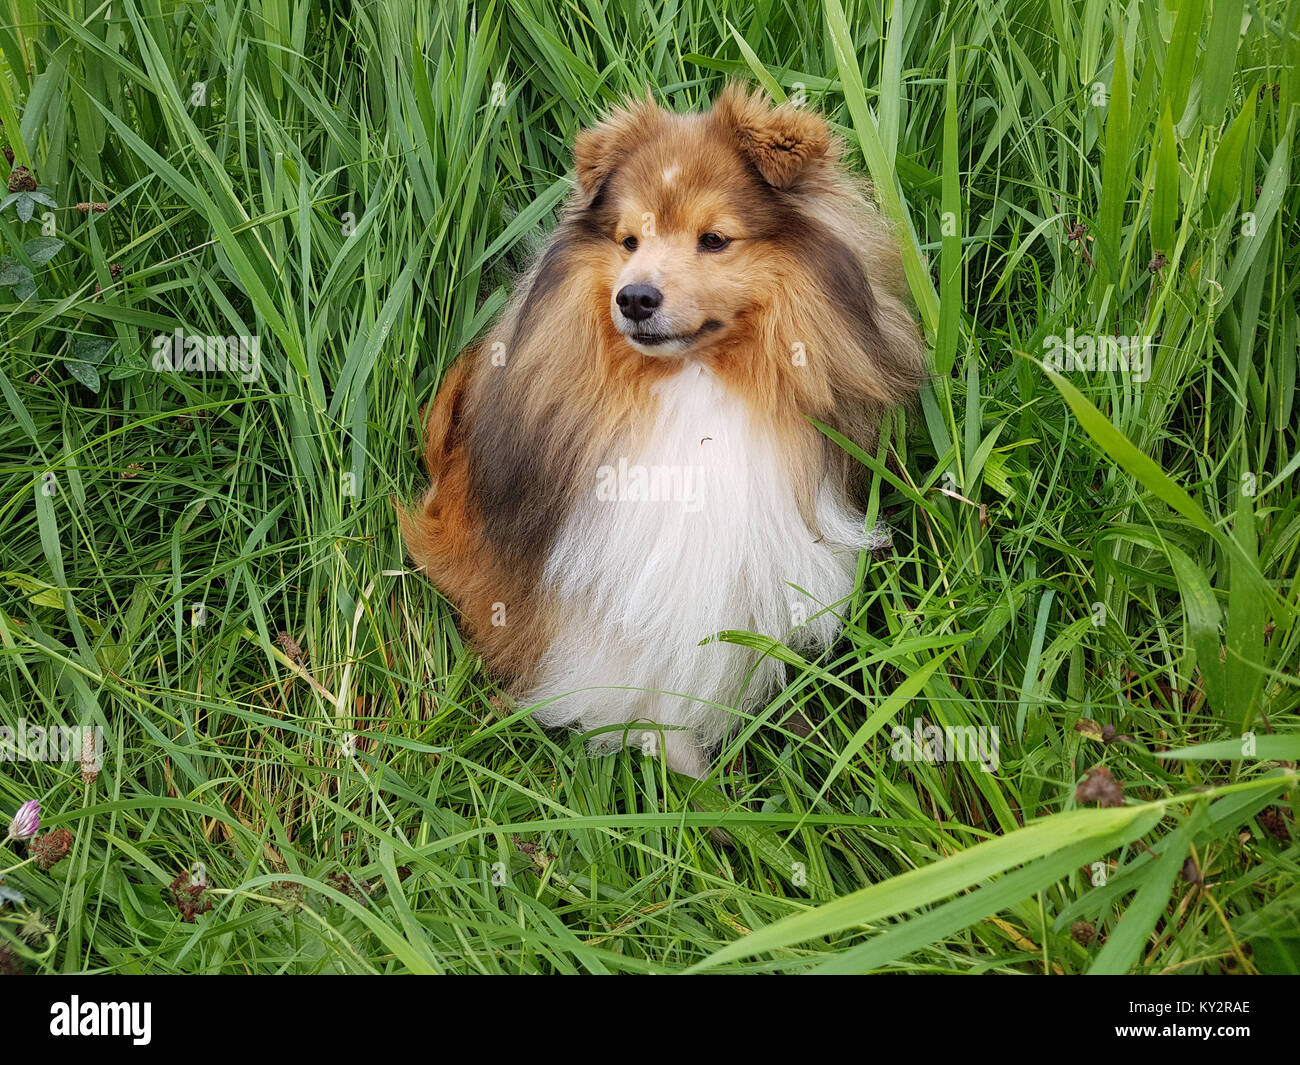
[[524, 363, 872, 775]]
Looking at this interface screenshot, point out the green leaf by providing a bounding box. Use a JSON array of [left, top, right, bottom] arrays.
[[73, 336, 115, 365], [1225, 472, 1266, 733], [811, 809, 1164, 973], [1220, 113, 1294, 302], [65, 358, 101, 393], [1159, 736, 1300, 761], [1042, 364, 1290, 632], [681, 779, 823, 892], [1087, 820, 1191, 974], [689, 804, 1163, 971], [1096, 32, 1130, 286], [22, 236, 64, 264], [1207, 93, 1255, 223], [0, 256, 31, 286], [1200, 0, 1245, 127], [935, 40, 961, 376], [1161, 0, 1207, 125], [1043, 363, 1214, 534], [1151, 103, 1178, 253], [727, 22, 785, 100], [824, 0, 938, 337], [1165, 544, 1226, 714], [107, 351, 150, 380], [810, 645, 962, 812]]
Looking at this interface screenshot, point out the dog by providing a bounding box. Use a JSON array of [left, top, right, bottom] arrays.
[[399, 85, 926, 778]]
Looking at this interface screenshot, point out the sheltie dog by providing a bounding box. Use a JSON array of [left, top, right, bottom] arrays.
[[400, 85, 926, 778]]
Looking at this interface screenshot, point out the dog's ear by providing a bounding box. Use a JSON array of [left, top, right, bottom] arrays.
[[712, 83, 835, 189], [574, 93, 661, 204]]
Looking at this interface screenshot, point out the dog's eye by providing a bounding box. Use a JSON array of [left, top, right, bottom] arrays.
[[699, 233, 730, 251], [621, 236, 639, 252]]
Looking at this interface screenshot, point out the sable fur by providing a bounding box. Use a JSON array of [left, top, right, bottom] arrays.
[[399, 84, 926, 775]]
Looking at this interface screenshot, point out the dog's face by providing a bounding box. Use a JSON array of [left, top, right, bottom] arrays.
[[573, 87, 836, 358], [604, 163, 750, 356]]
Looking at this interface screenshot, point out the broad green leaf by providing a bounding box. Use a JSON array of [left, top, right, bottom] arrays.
[[690, 804, 1159, 970], [1151, 103, 1178, 252], [1166, 544, 1226, 714], [0, 257, 31, 286], [1159, 736, 1300, 761], [1162, 0, 1206, 125], [1200, 0, 1245, 127], [1096, 33, 1130, 286], [812, 808, 1164, 973], [1043, 364, 1214, 534], [935, 40, 961, 376], [64, 358, 101, 392], [1087, 820, 1191, 974], [22, 236, 64, 264], [1207, 92, 1256, 222]]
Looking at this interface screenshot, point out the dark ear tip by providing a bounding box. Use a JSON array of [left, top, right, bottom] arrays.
[[711, 82, 835, 188]]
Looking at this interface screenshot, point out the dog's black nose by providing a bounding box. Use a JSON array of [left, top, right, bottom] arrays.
[[616, 283, 663, 322]]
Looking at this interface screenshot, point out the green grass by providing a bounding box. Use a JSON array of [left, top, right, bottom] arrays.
[[0, 0, 1297, 974]]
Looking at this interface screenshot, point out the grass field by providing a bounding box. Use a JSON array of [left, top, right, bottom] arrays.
[[0, 0, 1297, 975]]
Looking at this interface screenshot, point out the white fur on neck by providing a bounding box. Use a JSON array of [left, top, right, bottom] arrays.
[[524, 362, 873, 776]]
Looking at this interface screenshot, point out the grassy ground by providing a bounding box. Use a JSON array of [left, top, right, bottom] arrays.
[[0, 0, 1297, 975]]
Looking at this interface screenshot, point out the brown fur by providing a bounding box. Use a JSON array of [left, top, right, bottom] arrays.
[[399, 84, 927, 689]]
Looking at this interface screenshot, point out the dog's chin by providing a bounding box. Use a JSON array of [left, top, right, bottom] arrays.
[[617, 319, 724, 358]]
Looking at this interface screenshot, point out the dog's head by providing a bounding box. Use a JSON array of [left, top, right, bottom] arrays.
[[569, 85, 839, 357]]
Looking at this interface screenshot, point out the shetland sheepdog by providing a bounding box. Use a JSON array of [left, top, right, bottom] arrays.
[[400, 85, 926, 778]]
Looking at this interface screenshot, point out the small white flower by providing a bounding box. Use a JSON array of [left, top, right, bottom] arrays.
[[6, 800, 40, 842]]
